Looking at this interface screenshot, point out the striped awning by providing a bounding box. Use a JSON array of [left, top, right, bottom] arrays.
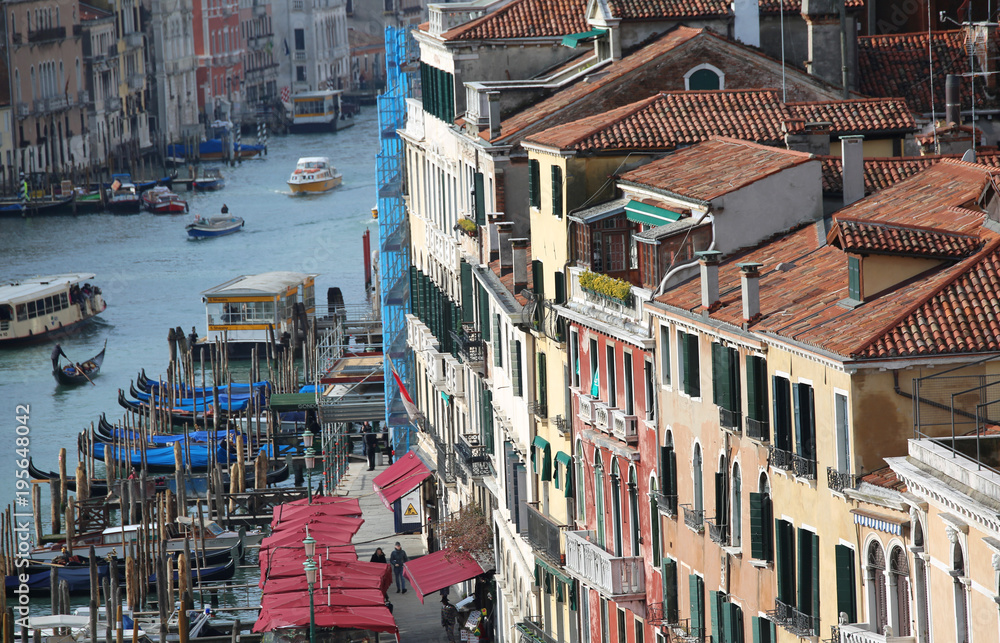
[[624, 200, 683, 226], [852, 509, 904, 535]]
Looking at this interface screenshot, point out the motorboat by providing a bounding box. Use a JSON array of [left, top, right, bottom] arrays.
[[192, 167, 225, 191], [287, 157, 342, 194], [142, 186, 189, 214], [106, 178, 141, 214], [0, 274, 107, 346], [186, 215, 243, 239]]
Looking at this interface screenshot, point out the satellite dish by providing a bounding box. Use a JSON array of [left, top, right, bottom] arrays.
[[962, 149, 977, 163]]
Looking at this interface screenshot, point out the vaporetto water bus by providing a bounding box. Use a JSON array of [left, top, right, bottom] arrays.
[[0, 273, 107, 345]]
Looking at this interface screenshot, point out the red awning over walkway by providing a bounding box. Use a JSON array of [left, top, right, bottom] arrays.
[[372, 451, 431, 509], [402, 549, 485, 603]]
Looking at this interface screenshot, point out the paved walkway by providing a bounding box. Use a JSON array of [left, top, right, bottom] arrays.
[[335, 457, 455, 643]]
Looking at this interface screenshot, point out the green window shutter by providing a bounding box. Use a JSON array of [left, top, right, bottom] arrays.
[[478, 285, 490, 341], [797, 528, 811, 617], [493, 316, 501, 366], [685, 332, 700, 397], [529, 159, 540, 208], [446, 71, 454, 122], [709, 591, 721, 643], [749, 492, 766, 560], [729, 347, 741, 415], [714, 471, 725, 534], [408, 266, 417, 315], [483, 389, 493, 453], [775, 519, 794, 606], [793, 383, 803, 456], [541, 444, 551, 482], [712, 343, 725, 407], [461, 262, 474, 323], [532, 259, 544, 297], [564, 457, 573, 497], [835, 544, 856, 624], [538, 352, 548, 415], [554, 271, 566, 304], [721, 595, 734, 643], [551, 165, 563, 217], [806, 385, 816, 460], [848, 256, 860, 300], [689, 575, 704, 637], [751, 616, 762, 643], [730, 603, 744, 643], [473, 171, 485, 225], [773, 376, 791, 451], [746, 355, 759, 420], [511, 339, 522, 397], [811, 531, 820, 629], [663, 559, 678, 623], [420, 62, 428, 112]]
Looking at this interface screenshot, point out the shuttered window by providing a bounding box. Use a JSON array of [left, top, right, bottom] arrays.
[[460, 262, 474, 323], [478, 284, 490, 341], [714, 470, 728, 541], [473, 171, 485, 225], [835, 544, 857, 624], [745, 355, 768, 439], [689, 575, 704, 639], [662, 559, 678, 624], [709, 590, 722, 643], [678, 331, 700, 397], [772, 376, 792, 452], [748, 492, 772, 561], [847, 256, 860, 300], [726, 602, 744, 643], [554, 270, 566, 304], [775, 519, 795, 606], [493, 315, 501, 367], [537, 352, 548, 419], [532, 259, 544, 297], [528, 159, 540, 209], [750, 616, 776, 643], [797, 529, 819, 633], [511, 339, 523, 397], [481, 389, 493, 454], [660, 444, 678, 515], [793, 383, 816, 462], [551, 165, 563, 218], [712, 343, 741, 413]]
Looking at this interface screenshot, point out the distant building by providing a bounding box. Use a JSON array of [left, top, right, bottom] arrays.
[[239, 0, 279, 112], [143, 0, 200, 141], [193, 0, 244, 120], [273, 0, 349, 97]]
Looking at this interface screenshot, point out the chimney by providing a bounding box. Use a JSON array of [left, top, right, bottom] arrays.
[[801, 0, 845, 88], [488, 214, 502, 262], [739, 262, 763, 322], [697, 250, 722, 310], [497, 221, 514, 270], [946, 74, 961, 125], [512, 238, 529, 290], [734, 0, 760, 48], [488, 91, 501, 139], [841, 135, 864, 206]]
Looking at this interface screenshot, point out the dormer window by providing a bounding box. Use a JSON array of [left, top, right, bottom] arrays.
[[684, 64, 725, 91]]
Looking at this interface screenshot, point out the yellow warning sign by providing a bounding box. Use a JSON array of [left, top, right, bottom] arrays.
[[404, 503, 418, 516]]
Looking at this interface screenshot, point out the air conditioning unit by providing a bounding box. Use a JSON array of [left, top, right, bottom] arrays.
[[611, 409, 638, 443], [578, 394, 595, 425], [447, 357, 465, 397], [593, 402, 610, 432]]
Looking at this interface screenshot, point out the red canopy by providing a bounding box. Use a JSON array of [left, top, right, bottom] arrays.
[[258, 543, 358, 570], [253, 605, 398, 635], [271, 514, 366, 535], [402, 549, 485, 603], [281, 495, 361, 507], [262, 588, 387, 609], [270, 499, 362, 528], [260, 518, 364, 549], [262, 560, 391, 592], [372, 451, 431, 509]]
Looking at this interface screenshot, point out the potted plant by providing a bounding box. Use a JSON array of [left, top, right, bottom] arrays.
[[579, 270, 633, 305], [455, 218, 478, 237]]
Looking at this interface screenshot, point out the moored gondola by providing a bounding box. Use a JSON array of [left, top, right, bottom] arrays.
[[52, 340, 107, 385]]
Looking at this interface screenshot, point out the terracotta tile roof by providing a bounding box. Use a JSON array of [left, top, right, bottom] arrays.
[[524, 89, 793, 151], [857, 30, 998, 114], [488, 246, 534, 305], [915, 123, 983, 146], [605, 0, 862, 19], [442, 0, 588, 41], [618, 137, 814, 202], [787, 98, 916, 136], [821, 154, 1000, 196], [829, 218, 982, 259], [860, 466, 906, 492], [655, 161, 1000, 359]]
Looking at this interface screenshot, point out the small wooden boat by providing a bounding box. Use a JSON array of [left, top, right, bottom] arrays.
[[186, 215, 243, 239], [106, 179, 142, 214], [142, 186, 188, 214], [0, 195, 76, 217], [287, 157, 342, 193], [52, 339, 107, 385], [192, 167, 225, 191], [72, 189, 105, 213]]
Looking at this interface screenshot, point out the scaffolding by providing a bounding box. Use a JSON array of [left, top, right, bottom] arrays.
[[376, 25, 417, 454]]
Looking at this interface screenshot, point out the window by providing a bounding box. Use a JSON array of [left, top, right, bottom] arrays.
[[835, 392, 850, 473], [731, 463, 741, 547], [628, 466, 639, 555], [712, 342, 741, 427], [709, 591, 745, 643], [607, 345, 617, 408], [600, 599, 609, 643], [580, 586, 590, 643], [848, 256, 861, 300], [685, 64, 723, 90], [294, 28, 305, 50], [793, 382, 816, 475], [660, 433, 678, 516], [594, 452, 605, 547], [536, 352, 547, 418], [749, 474, 771, 561], [745, 355, 768, 440], [954, 545, 969, 643], [493, 314, 502, 367], [644, 359, 656, 421], [635, 617, 644, 643], [575, 440, 585, 521], [611, 459, 623, 556], [775, 519, 795, 609], [866, 541, 888, 634], [528, 159, 540, 209], [662, 558, 678, 624], [797, 528, 819, 633], [677, 330, 700, 397], [659, 324, 671, 386], [772, 375, 792, 456], [835, 544, 857, 624], [511, 339, 522, 397], [473, 171, 485, 225], [624, 352, 634, 415], [650, 477, 661, 565], [689, 574, 705, 639], [589, 337, 599, 398], [750, 617, 777, 643], [617, 609, 626, 643], [551, 165, 563, 217], [571, 329, 580, 388], [693, 443, 703, 514], [713, 456, 729, 544], [296, 66, 306, 82]]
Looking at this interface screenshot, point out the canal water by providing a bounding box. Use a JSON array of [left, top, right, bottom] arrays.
[[0, 109, 381, 618]]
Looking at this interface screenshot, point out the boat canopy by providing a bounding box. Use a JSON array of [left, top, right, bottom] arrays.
[[0, 274, 96, 304]]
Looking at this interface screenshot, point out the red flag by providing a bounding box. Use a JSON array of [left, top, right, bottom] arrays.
[[957, 0, 971, 19], [386, 356, 419, 424]]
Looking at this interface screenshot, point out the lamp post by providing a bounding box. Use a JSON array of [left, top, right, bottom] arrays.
[[303, 426, 315, 504], [303, 554, 317, 643]]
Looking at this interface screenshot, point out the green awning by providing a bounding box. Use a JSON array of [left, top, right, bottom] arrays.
[[555, 451, 572, 469], [554, 451, 572, 491], [561, 28, 607, 48], [536, 557, 573, 586], [625, 199, 682, 226], [532, 435, 550, 451], [268, 393, 317, 412]]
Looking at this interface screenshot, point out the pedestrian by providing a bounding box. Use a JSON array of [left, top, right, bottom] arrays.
[[441, 596, 458, 643], [370, 547, 387, 564], [364, 423, 378, 471], [389, 542, 408, 593]]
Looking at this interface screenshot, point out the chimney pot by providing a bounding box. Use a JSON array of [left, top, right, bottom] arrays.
[[946, 75, 961, 125], [738, 262, 762, 322], [488, 91, 501, 139], [841, 135, 864, 206], [697, 250, 722, 310], [512, 238, 529, 289], [497, 221, 514, 270], [734, 0, 760, 47]]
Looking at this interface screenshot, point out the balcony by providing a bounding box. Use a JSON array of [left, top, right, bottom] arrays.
[[827, 468, 860, 494], [769, 446, 793, 472], [653, 491, 677, 517], [48, 96, 67, 111], [125, 31, 143, 48], [526, 503, 564, 565], [577, 394, 595, 425], [77, 90, 90, 105], [564, 530, 644, 600], [450, 323, 483, 364], [793, 454, 817, 479], [434, 435, 456, 484], [593, 402, 611, 432], [611, 410, 638, 443], [28, 26, 66, 43], [567, 265, 652, 325], [11, 32, 22, 45], [294, 51, 306, 61], [745, 416, 769, 442], [719, 407, 742, 433], [515, 620, 557, 643], [456, 433, 491, 478], [838, 623, 915, 643], [128, 75, 144, 91], [706, 518, 727, 545], [33, 98, 49, 113], [769, 600, 816, 637], [16, 102, 30, 117], [681, 505, 704, 532], [527, 400, 547, 419]]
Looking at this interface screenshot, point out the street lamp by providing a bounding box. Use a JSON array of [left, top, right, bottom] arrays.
[[303, 555, 317, 643], [303, 426, 316, 504]]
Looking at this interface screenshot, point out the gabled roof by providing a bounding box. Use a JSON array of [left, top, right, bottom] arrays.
[[604, 0, 862, 19], [821, 154, 1000, 196], [654, 161, 1000, 359], [442, 0, 588, 41], [787, 98, 916, 136], [828, 218, 982, 259], [857, 30, 999, 114], [618, 137, 815, 202]]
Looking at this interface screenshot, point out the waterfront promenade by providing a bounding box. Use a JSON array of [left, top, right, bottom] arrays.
[[336, 457, 452, 642]]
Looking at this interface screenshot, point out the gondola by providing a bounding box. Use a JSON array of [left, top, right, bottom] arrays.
[[91, 441, 238, 473], [129, 381, 260, 407], [52, 340, 107, 385], [5, 561, 109, 594], [94, 420, 244, 446], [136, 368, 272, 395], [117, 389, 246, 424]]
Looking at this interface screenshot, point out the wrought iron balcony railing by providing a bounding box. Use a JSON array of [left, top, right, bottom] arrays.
[[827, 467, 860, 494], [706, 518, 727, 545], [681, 505, 704, 532], [769, 600, 817, 637], [793, 454, 817, 480], [526, 502, 564, 565], [450, 323, 483, 364], [456, 433, 492, 478], [433, 435, 455, 484], [653, 492, 677, 518], [28, 26, 66, 43], [527, 400, 547, 419], [769, 446, 793, 472], [745, 416, 769, 441], [514, 619, 558, 643], [719, 407, 742, 432]]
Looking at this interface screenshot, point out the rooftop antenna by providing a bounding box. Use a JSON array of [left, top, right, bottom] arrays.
[[928, 0, 937, 154]]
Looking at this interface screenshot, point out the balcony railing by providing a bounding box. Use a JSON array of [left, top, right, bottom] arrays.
[[838, 623, 915, 643], [706, 518, 727, 545], [16, 102, 29, 117], [28, 26, 66, 43], [769, 446, 793, 472], [294, 51, 306, 61], [48, 96, 67, 111], [526, 502, 564, 565], [611, 410, 638, 443], [128, 74, 144, 91], [681, 505, 704, 532], [564, 530, 644, 599], [577, 394, 594, 424], [827, 467, 860, 494], [793, 454, 817, 480], [663, 619, 704, 642], [527, 400, 547, 419], [515, 619, 557, 643], [593, 403, 611, 432], [769, 600, 817, 637], [654, 491, 677, 517], [77, 90, 90, 105], [719, 407, 742, 432], [433, 435, 455, 484], [456, 433, 491, 478], [745, 416, 769, 441], [125, 31, 143, 48]]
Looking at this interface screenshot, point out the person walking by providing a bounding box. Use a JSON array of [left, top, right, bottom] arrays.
[[389, 542, 408, 593], [370, 547, 387, 564], [364, 423, 378, 471], [440, 596, 458, 643]]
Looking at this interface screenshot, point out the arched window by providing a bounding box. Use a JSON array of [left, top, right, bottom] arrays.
[[611, 459, 623, 557], [731, 462, 742, 547], [911, 520, 929, 641], [867, 541, 888, 634], [684, 64, 725, 91], [628, 466, 639, 556], [889, 546, 911, 636], [594, 451, 605, 548], [693, 443, 703, 516], [649, 476, 660, 566], [14, 69, 20, 103], [576, 439, 585, 521], [954, 545, 969, 643]]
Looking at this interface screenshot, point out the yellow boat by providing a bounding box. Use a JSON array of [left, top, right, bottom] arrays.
[[287, 157, 342, 193]]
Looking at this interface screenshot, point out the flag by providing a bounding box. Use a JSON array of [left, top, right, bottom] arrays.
[[387, 355, 419, 425], [280, 86, 291, 103], [283, 38, 290, 56], [590, 365, 599, 398]]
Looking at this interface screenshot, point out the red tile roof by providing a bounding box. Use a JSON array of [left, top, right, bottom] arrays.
[[442, 0, 588, 41], [618, 137, 815, 202], [821, 154, 1000, 196], [488, 246, 534, 305], [655, 161, 1000, 359], [860, 466, 906, 492], [605, 0, 862, 19], [829, 218, 982, 259], [857, 30, 997, 114], [787, 98, 916, 136]]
